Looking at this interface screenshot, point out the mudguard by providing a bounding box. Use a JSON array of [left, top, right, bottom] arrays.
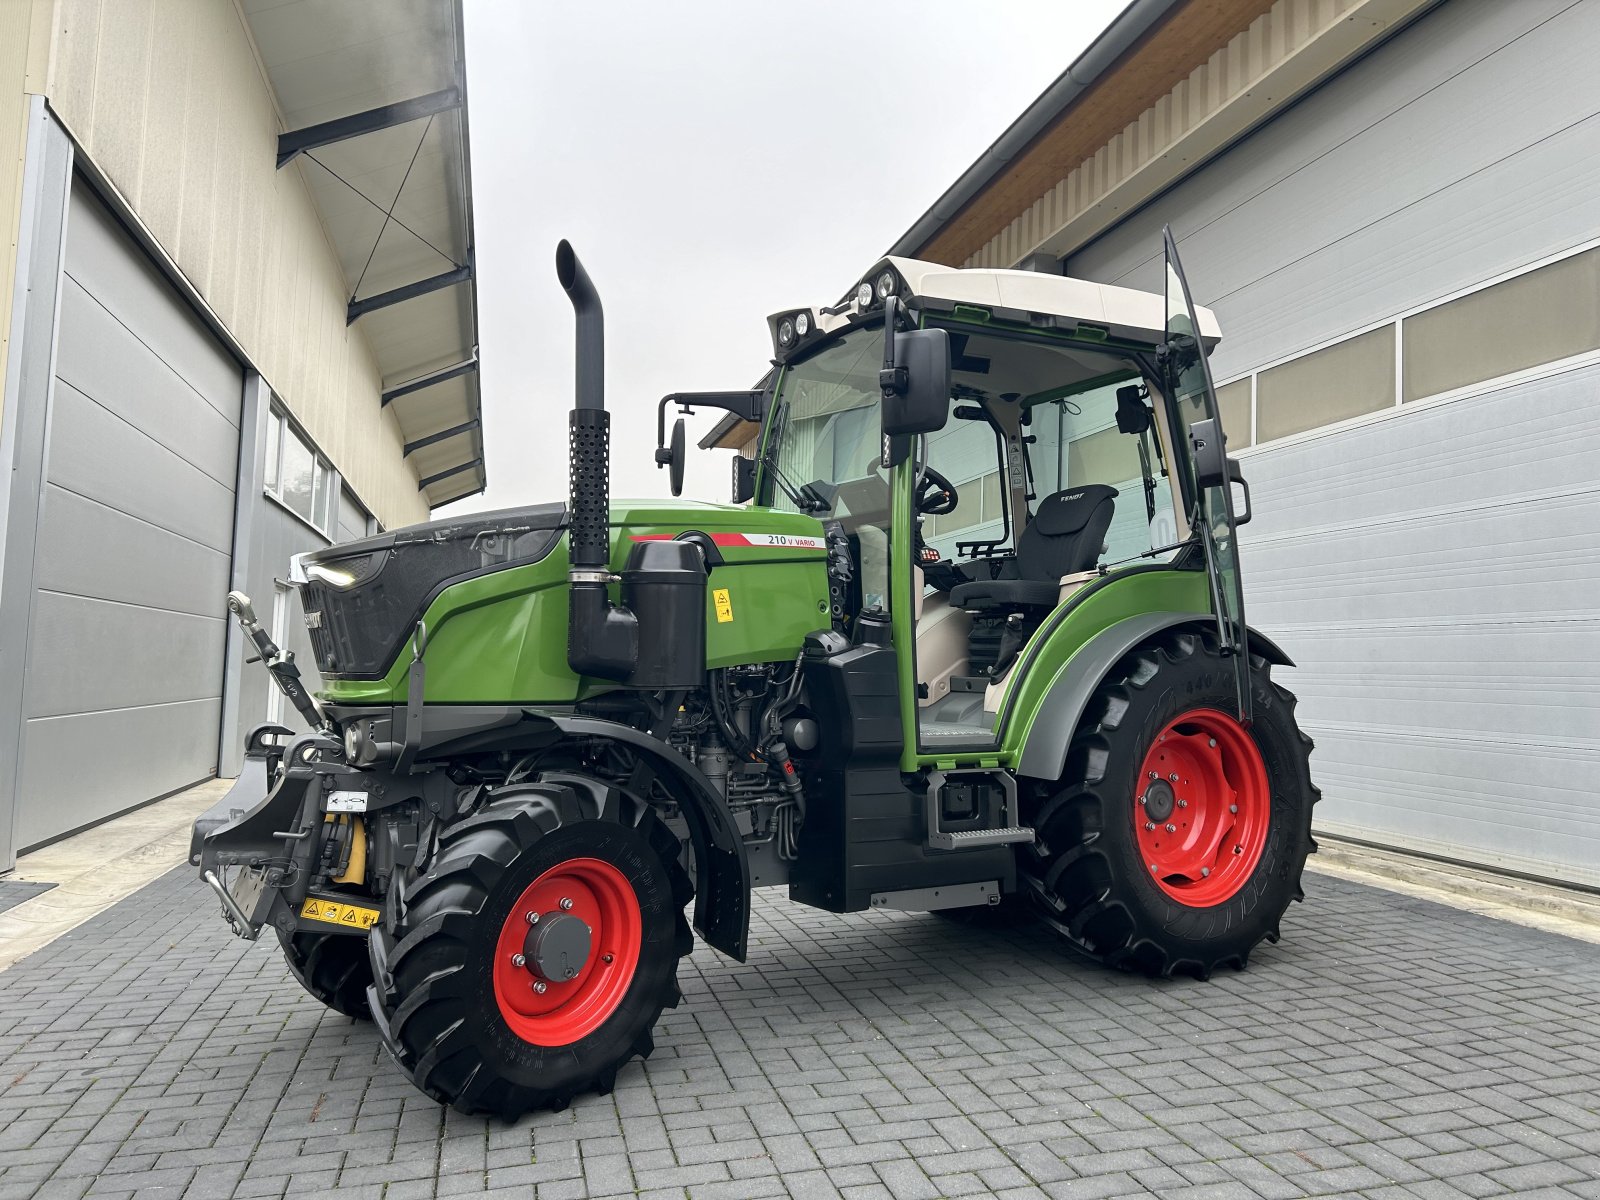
[[196, 709, 752, 961], [1014, 613, 1294, 781], [534, 712, 752, 962]]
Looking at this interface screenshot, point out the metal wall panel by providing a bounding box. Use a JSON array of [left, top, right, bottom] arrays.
[[226, 500, 328, 747], [1068, 0, 1600, 382], [1064, 0, 1600, 884], [46, 0, 428, 529], [0, 97, 71, 872], [11, 181, 243, 847]]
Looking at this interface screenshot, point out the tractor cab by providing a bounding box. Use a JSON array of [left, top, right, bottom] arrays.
[[743, 251, 1230, 758]]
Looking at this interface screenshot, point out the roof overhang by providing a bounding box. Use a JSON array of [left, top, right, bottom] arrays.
[[242, 0, 485, 509], [891, 0, 1439, 269]]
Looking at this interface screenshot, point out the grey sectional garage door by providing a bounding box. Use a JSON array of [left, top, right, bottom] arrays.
[[1063, 0, 1600, 887], [12, 183, 242, 848]]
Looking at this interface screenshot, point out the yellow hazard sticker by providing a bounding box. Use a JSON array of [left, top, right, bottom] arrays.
[[300, 897, 380, 930], [713, 587, 734, 623]]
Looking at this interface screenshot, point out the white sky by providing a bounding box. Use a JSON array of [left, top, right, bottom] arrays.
[[454, 0, 1127, 513]]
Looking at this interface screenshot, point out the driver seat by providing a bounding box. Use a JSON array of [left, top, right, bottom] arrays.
[[949, 485, 1117, 612]]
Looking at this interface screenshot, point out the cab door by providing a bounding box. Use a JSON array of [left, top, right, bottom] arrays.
[[1161, 226, 1252, 722]]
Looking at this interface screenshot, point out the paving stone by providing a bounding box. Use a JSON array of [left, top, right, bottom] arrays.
[[0, 868, 1596, 1200]]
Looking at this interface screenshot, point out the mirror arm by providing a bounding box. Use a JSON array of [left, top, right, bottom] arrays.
[[878, 296, 907, 395], [654, 396, 677, 467]]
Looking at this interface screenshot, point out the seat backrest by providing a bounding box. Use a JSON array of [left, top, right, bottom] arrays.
[[1016, 485, 1117, 581]]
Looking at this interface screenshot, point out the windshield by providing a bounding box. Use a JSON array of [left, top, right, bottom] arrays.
[[761, 331, 888, 534]]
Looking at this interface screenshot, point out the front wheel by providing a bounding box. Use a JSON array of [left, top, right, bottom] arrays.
[[1022, 629, 1317, 978], [277, 929, 373, 1019], [368, 776, 693, 1117]]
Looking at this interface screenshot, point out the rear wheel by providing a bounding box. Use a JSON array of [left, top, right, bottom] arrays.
[[277, 929, 373, 1020], [367, 776, 693, 1117], [1022, 629, 1317, 978]]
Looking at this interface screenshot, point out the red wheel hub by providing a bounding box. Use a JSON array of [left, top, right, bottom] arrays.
[[1133, 709, 1269, 907], [492, 858, 642, 1046]]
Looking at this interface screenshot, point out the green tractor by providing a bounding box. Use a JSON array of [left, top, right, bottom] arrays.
[[193, 230, 1317, 1118]]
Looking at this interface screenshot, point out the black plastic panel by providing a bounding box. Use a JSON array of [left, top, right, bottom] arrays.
[[301, 503, 566, 679]]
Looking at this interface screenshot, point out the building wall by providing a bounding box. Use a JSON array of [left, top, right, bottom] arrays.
[[41, 0, 428, 529], [0, 0, 52, 420], [1064, 0, 1600, 885]]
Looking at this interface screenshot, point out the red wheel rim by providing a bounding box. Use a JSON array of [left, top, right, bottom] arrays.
[[1133, 709, 1270, 907], [492, 858, 642, 1046]]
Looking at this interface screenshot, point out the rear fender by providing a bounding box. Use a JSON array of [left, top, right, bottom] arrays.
[[1014, 615, 1293, 782]]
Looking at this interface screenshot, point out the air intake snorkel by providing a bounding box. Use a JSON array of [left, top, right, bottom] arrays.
[[556, 240, 638, 681]]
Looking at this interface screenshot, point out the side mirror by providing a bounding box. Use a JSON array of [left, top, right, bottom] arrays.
[[1188, 417, 1252, 524], [731, 454, 756, 504], [666, 417, 686, 496], [879, 298, 950, 440]]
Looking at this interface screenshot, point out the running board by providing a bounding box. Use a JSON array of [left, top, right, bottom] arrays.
[[925, 769, 1036, 851]]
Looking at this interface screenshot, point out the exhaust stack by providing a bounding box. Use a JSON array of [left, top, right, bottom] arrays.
[[556, 240, 638, 681]]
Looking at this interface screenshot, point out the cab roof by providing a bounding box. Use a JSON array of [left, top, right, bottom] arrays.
[[767, 254, 1221, 357]]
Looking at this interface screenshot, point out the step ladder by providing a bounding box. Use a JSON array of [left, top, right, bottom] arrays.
[[925, 769, 1036, 851]]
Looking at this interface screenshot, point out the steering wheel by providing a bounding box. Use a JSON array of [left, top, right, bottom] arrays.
[[915, 466, 959, 516]]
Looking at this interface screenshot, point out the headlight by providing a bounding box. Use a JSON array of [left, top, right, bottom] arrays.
[[855, 281, 873, 308], [343, 721, 374, 766], [306, 562, 358, 588], [875, 270, 896, 300], [777, 317, 796, 348], [794, 311, 810, 337]]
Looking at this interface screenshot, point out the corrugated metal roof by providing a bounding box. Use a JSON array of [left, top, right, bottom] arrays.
[[242, 0, 484, 509]]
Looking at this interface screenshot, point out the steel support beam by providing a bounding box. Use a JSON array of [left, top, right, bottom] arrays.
[[277, 87, 461, 168], [417, 457, 482, 491], [404, 418, 480, 457], [347, 264, 471, 325], [381, 356, 478, 406], [429, 484, 485, 511]]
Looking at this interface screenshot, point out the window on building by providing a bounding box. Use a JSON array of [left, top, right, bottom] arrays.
[[1256, 324, 1395, 443], [264, 406, 338, 536], [924, 469, 1004, 539], [1214, 378, 1252, 449], [1402, 247, 1600, 402]]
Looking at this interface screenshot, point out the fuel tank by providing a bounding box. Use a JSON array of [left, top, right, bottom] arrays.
[[302, 499, 829, 705]]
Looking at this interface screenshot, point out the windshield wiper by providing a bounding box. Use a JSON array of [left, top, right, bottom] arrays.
[[759, 406, 830, 513]]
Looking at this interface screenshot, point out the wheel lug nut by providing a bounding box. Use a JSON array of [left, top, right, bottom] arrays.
[[533, 980, 547, 994], [1165, 824, 1177, 834], [1169, 773, 1179, 781], [1201, 867, 1211, 878], [1177, 800, 1188, 809], [525, 911, 539, 925], [1148, 771, 1158, 780], [1208, 738, 1217, 748], [511, 953, 526, 968], [1229, 804, 1238, 814], [559, 897, 574, 911], [602, 954, 614, 964], [1145, 822, 1156, 832]]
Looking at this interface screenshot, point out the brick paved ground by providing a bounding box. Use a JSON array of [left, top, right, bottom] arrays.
[[0, 867, 1597, 1200]]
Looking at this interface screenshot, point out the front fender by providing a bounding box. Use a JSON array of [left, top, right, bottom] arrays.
[[538, 712, 752, 962], [1014, 615, 1293, 781]]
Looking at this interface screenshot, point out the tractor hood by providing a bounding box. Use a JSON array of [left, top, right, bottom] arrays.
[[295, 500, 827, 680]]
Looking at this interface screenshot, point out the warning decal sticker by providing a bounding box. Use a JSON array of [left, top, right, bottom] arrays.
[[300, 897, 380, 929], [713, 587, 734, 623]]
